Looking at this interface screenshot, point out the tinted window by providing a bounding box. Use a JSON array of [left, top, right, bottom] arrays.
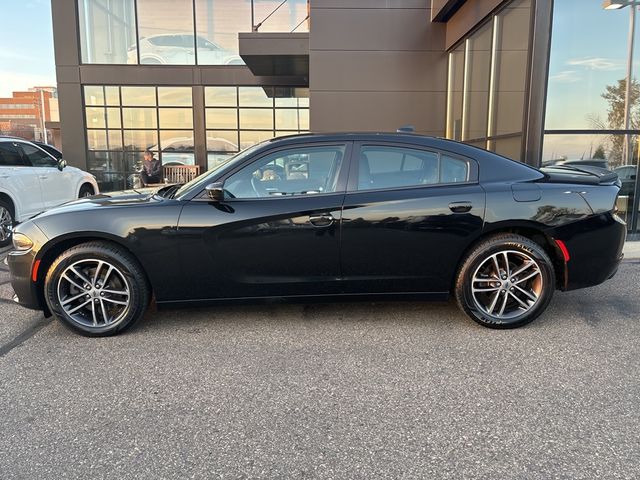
[[0, 143, 26, 167], [357, 146, 469, 191], [225, 145, 345, 199], [19, 144, 58, 167]]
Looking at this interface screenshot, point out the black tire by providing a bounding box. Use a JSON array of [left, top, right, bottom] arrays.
[[44, 241, 150, 336], [455, 234, 555, 329], [0, 199, 15, 248], [79, 184, 94, 198]]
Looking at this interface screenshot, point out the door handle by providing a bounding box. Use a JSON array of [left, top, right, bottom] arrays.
[[39, 175, 49, 179], [0, 175, 9, 179], [308, 213, 334, 227], [449, 201, 472, 213]]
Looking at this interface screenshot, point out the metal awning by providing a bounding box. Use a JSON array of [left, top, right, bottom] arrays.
[[239, 32, 309, 82]]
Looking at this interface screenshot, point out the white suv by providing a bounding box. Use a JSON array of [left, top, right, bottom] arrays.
[[0, 137, 99, 246]]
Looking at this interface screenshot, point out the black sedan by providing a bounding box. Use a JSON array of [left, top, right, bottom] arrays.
[[8, 133, 626, 336]]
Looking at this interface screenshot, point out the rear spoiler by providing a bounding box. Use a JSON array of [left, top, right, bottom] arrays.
[[539, 165, 621, 186]]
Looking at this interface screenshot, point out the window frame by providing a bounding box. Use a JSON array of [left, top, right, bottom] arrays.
[[193, 141, 353, 201], [346, 142, 479, 193]]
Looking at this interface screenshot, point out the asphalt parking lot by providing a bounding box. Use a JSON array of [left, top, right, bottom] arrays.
[[1, 246, 639, 479]]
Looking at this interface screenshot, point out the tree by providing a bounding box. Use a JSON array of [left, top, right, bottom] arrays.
[[601, 78, 640, 165], [592, 144, 606, 159]]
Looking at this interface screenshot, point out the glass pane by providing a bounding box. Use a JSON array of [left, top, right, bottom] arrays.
[[105, 86, 121, 105], [207, 153, 235, 171], [194, 0, 249, 65], [158, 87, 193, 106], [85, 107, 106, 128], [358, 146, 440, 189], [206, 108, 238, 129], [136, 0, 196, 65], [490, 136, 523, 161], [299, 109, 309, 130], [122, 108, 158, 128], [159, 108, 193, 128], [251, 0, 309, 33], [160, 131, 195, 151], [239, 109, 273, 130], [546, 0, 640, 130], [465, 22, 493, 140], [123, 130, 159, 150], [275, 109, 299, 130], [239, 87, 272, 107], [275, 88, 309, 107], [239, 130, 274, 149], [78, 0, 137, 64], [87, 130, 108, 150], [161, 152, 195, 166], [447, 46, 465, 140], [108, 130, 123, 150], [84, 86, 104, 106], [205, 87, 237, 106], [121, 86, 156, 106], [206, 131, 239, 151], [106, 108, 121, 129]]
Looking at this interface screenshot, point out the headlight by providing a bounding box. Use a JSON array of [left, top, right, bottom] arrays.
[[12, 232, 34, 252]]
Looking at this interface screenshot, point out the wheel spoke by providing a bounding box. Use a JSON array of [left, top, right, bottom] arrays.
[[514, 284, 538, 302], [508, 291, 530, 309], [69, 266, 91, 286], [91, 301, 98, 326], [514, 270, 540, 285], [99, 299, 110, 324], [62, 274, 85, 291], [486, 291, 501, 315], [102, 265, 114, 286], [491, 255, 500, 277], [66, 300, 91, 315], [501, 252, 510, 277], [102, 297, 128, 306], [498, 290, 509, 316], [510, 261, 535, 278], [92, 261, 104, 285], [61, 292, 87, 306], [473, 286, 500, 293], [101, 288, 129, 296]]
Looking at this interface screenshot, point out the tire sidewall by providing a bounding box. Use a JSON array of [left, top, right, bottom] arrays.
[[45, 247, 145, 336], [460, 238, 555, 328], [0, 200, 15, 248]]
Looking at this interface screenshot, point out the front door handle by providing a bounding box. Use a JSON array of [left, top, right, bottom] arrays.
[[39, 175, 49, 180], [449, 201, 472, 213], [308, 213, 334, 227]]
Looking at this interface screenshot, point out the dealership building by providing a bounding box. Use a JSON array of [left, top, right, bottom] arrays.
[[52, 0, 639, 231]]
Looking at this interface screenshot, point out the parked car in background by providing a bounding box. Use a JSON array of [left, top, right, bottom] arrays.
[[614, 165, 637, 196], [7, 133, 625, 336], [130, 34, 243, 65], [0, 137, 99, 246]]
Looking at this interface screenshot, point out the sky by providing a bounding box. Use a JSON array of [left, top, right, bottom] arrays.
[[0, 0, 56, 97]]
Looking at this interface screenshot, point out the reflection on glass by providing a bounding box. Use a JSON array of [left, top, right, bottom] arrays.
[[239, 87, 272, 107], [205, 87, 237, 106], [447, 46, 464, 141], [122, 108, 158, 128], [489, 136, 522, 160], [275, 109, 299, 130], [159, 108, 193, 129], [121, 86, 156, 106], [87, 130, 108, 150], [251, 0, 309, 33], [299, 109, 309, 130], [239, 109, 274, 129], [78, 0, 137, 64], [194, 0, 247, 65], [105, 86, 120, 105], [465, 22, 492, 140], [123, 130, 158, 150], [136, 0, 196, 65], [207, 153, 235, 171], [108, 130, 123, 150], [86, 107, 106, 128], [84, 86, 104, 106], [206, 108, 238, 129], [161, 152, 195, 166], [106, 108, 122, 129], [158, 87, 193, 106], [160, 131, 195, 151], [240, 130, 275, 149], [206, 131, 239, 151]]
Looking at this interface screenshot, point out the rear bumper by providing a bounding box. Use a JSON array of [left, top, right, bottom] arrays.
[[550, 212, 626, 291]]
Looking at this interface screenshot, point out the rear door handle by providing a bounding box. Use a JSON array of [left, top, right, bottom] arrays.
[[449, 201, 472, 213], [39, 175, 48, 180], [308, 213, 334, 227]]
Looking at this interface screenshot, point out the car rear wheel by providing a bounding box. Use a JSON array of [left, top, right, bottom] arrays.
[[0, 200, 15, 247], [79, 184, 94, 198], [455, 234, 555, 329], [44, 241, 150, 336]]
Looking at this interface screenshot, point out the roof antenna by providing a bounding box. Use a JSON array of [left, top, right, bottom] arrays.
[[397, 125, 415, 133]]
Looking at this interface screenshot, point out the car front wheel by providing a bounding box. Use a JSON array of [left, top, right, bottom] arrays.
[[0, 200, 15, 247], [44, 241, 150, 336], [455, 234, 555, 329]]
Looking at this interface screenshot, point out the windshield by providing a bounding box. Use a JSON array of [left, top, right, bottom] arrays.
[[173, 144, 262, 199]]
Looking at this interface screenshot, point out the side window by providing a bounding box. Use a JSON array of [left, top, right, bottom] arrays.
[[19, 144, 58, 167], [224, 145, 346, 199], [0, 143, 27, 167]]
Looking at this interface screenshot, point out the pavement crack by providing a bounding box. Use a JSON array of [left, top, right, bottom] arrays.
[[0, 317, 54, 358]]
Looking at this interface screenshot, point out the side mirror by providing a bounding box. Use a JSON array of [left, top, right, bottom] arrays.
[[57, 159, 67, 171], [205, 182, 225, 202]]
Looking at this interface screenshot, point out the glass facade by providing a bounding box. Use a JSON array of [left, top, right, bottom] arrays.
[[205, 86, 309, 170], [446, 0, 533, 162], [544, 0, 640, 231], [78, 0, 309, 66]]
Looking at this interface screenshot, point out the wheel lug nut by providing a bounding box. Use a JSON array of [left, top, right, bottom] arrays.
[[100, 292, 105, 297], [85, 294, 90, 299]]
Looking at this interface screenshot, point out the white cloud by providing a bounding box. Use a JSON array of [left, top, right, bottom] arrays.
[[550, 70, 581, 83], [566, 57, 624, 71], [0, 70, 56, 97]]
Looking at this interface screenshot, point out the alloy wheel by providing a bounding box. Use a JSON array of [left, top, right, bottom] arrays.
[[0, 206, 12, 242], [470, 250, 543, 320], [56, 259, 131, 328]]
